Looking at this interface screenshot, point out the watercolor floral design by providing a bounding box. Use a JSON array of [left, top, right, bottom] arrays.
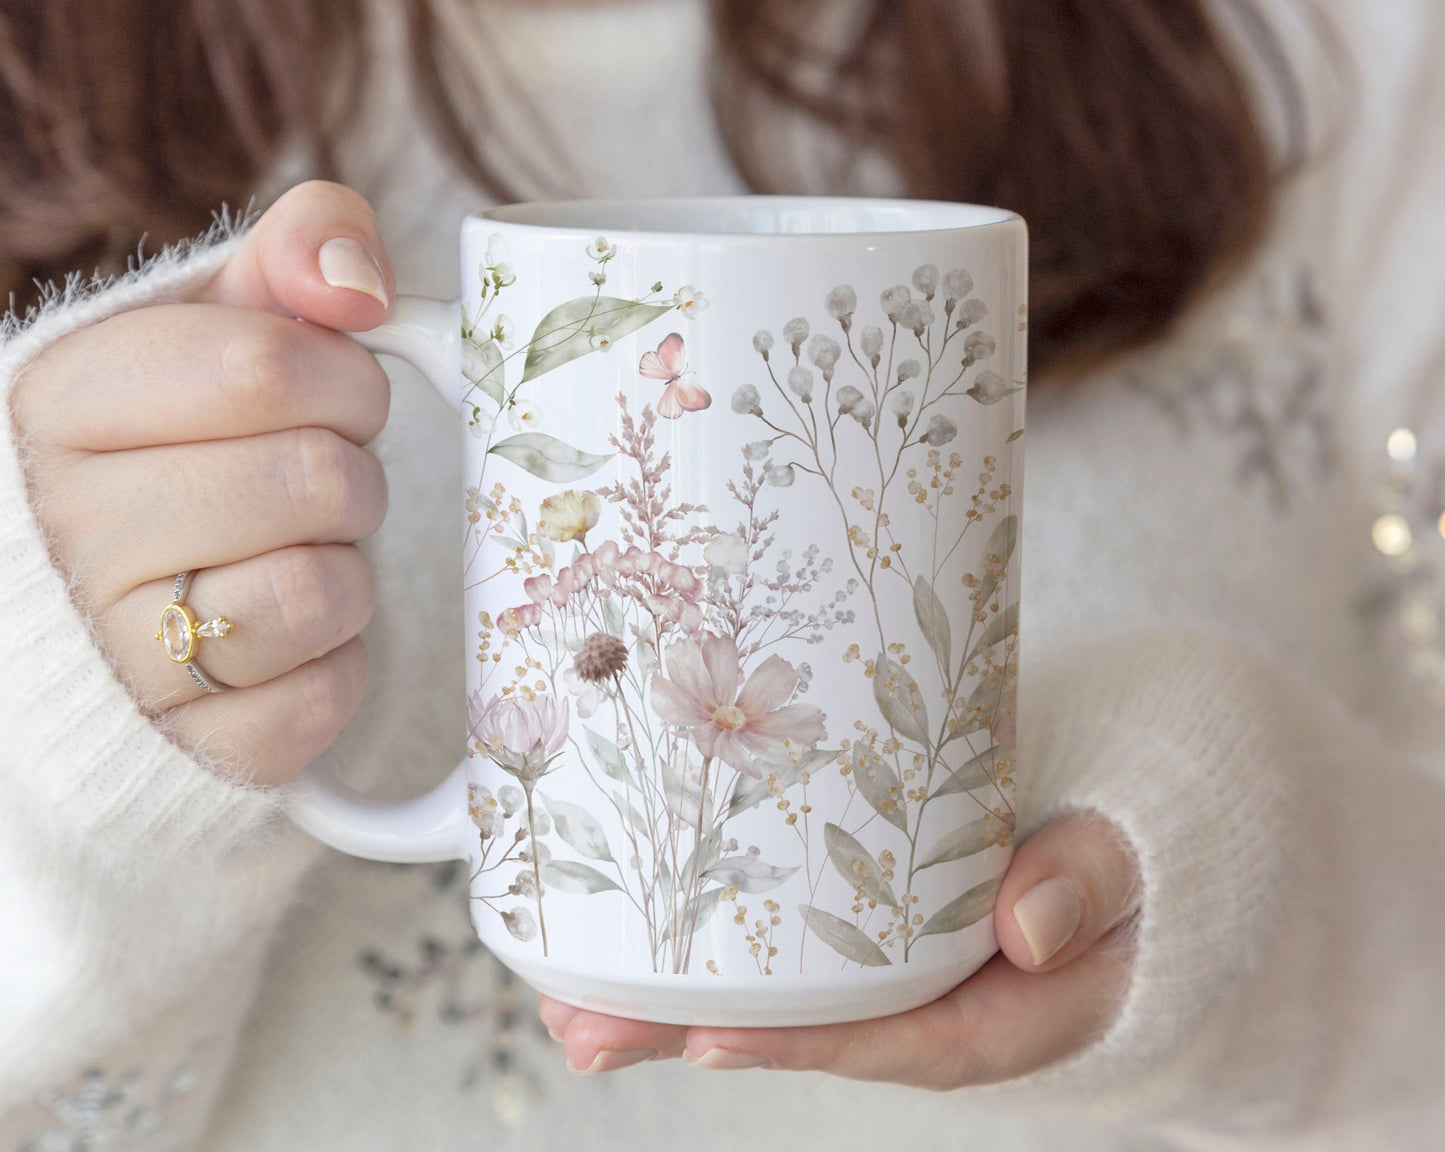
[[461, 236, 1020, 975]]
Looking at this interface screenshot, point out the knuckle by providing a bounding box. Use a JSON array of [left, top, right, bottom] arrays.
[[219, 322, 298, 416], [281, 427, 356, 527], [289, 647, 363, 744], [270, 548, 335, 654]]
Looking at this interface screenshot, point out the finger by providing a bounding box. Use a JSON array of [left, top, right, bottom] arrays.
[[541, 999, 689, 1074], [198, 180, 395, 329], [15, 304, 391, 452], [99, 545, 375, 706], [165, 635, 370, 788], [680, 938, 1133, 1088], [994, 810, 1142, 973], [48, 429, 387, 600]]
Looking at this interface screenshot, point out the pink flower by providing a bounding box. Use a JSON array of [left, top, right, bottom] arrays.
[[650, 633, 825, 778], [468, 692, 570, 782], [524, 574, 555, 606], [661, 562, 702, 600], [498, 604, 541, 633]]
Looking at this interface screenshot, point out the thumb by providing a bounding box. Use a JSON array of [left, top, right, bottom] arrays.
[[197, 180, 394, 331], [994, 810, 1142, 973]]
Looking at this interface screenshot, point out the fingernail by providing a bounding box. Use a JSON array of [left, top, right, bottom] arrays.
[[1013, 876, 1083, 966], [569, 1048, 657, 1075], [545, 1026, 563, 1044], [318, 236, 389, 307], [683, 1048, 771, 1070]]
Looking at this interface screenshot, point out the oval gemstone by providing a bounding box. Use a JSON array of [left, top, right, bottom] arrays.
[[161, 605, 193, 663]]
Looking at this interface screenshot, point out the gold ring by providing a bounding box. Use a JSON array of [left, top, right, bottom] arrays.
[[154, 571, 232, 692]]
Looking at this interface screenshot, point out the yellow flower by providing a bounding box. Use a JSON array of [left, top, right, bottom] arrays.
[[537, 489, 601, 544]]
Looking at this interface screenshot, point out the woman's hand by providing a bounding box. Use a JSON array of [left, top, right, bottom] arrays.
[[539, 811, 1142, 1086], [8, 181, 396, 786]]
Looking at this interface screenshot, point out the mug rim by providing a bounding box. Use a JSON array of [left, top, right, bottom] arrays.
[[473, 194, 1023, 242]]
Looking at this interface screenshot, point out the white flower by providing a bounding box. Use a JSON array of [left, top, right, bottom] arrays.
[[956, 298, 988, 328], [965, 370, 1011, 405], [835, 385, 866, 415], [912, 264, 939, 298], [881, 285, 911, 323], [508, 399, 542, 432], [493, 315, 515, 349], [896, 358, 921, 382], [807, 334, 842, 378], [586, 236, 617, 262], [732, 384, 762, 415], [468, 405, 495, 439], [589, 270, 607, 286], [942, 268, 974, 302], [486, 234, 511, 269], [752, 330, 775, 357], [787, 365, 814, 402], [964, 331, 997, 363], [765, 464, 796, 488], [921, 414, 958, 445], [563, 665, 603, 720], [825, 284, 857, 322], [705, 532, 749, 575], [899, 300, 934, 336], [783, 317, 810, 351], [743, 439, 773, 461], [674, 286, 708, 317], [852, 397, 876, 429], [589, 330, 615, 352], [859, 324, 884, 365], [889, 390, 915, 427]]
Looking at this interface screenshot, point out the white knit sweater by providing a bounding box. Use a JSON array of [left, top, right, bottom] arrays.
[[2, 1, 1443, 1149]]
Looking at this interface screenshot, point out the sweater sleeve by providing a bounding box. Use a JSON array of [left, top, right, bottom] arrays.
[[0, 225, 321, 1118], [980, 4, 1445, 1134], [983, 629, 1444, 1137]]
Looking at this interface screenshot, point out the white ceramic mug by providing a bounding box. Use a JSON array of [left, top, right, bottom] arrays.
[[288, 196, 1027, 1026]]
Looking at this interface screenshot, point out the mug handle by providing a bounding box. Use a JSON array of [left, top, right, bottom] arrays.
[[283, 294, 473, 863]]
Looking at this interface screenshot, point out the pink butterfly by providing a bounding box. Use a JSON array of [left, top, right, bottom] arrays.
[[639, 332, 711, 420]]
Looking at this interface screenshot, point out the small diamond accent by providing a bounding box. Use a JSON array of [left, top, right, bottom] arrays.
[[196, 617, 231, 639]]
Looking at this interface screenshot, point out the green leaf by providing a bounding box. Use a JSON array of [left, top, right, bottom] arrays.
[[964, 601, 1019, 666], [849, 752, 907, 832], [930, 745, 1004, 799], [702, 856, 799, 893], [540, 860, 622, 895], [522, 296, 673, 383], [915, 815, 1007, 872], [872, 653, 930, 745], [798, 905, 892, 967], [464, 337, 506, 407], [488, 433, 611, 483], [824, 823, 898, 909], [585, 728, 629, 784], [1005, 428, 1025, 443], [539, 792, 614, 862], [612, 790, 653, 843], [915, 876, 1002, 939], [963, 665, 1015, 736], [912, 576, 952, 670], [659, 887, 724, 947], [725, 748, 837, 819], [974, 515, 1019, 620], [601, 595, 624, 637]]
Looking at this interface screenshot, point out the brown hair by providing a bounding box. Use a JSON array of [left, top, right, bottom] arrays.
[[0, 0, 1299, 378]]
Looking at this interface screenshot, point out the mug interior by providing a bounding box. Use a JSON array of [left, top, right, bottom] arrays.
[[478, 195, 1017, 238]]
